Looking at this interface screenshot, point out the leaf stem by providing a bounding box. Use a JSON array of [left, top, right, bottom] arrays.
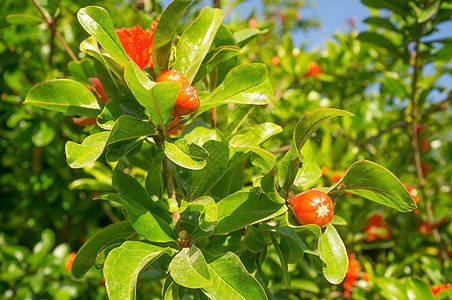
[[32, 0, 79, 63]]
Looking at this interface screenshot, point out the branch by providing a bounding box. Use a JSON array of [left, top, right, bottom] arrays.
[[32, 0, 79, 63], [361, 95, 451, 146]]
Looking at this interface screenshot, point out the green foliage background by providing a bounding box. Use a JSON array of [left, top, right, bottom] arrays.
[[1, 0, 451, 299]]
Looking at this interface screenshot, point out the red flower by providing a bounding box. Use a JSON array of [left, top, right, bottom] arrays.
[[363, 214, 391, 242], [321, 166, 329, 176], [344, 253, 369, 297], [307, 61, 321, 77], [65, 252, 77, 271], [330, 173, 342, 182], [168, 118, 185, 136], [430, 283, 452, 296], [115, 20, 159, 70]]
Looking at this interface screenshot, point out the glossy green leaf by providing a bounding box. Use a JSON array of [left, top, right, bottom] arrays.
[[169, 245, 212, 288], [261, 171, 285, 204], [164, 281, 185, 300], [145, 152, 165, 199], [32, 121, 56, 147], [72, 221, 135, 279], [124, 60, 180, 127], [97, 101, 125, 130], [202, 252, 267, 300], [245, 226, 265, 253], [333, 160, 417, 212], [152, 0, 192, 73], [293, 140, 322, 187], [213, 192, 286, 235], [106, 115, 155, 155], [94, 242, 123, 269], [260, 224, 305, 264], [205, 231, 241, 252], [195, 64, 272, 115], [318, 224, 348, 284], [180, 196, 218, 232], [65, 131, 109, 169], [189, 141, 229, 199], [164, 140, 208, 170], [193, 45, 242, 84], [331, 215, 347, 226], [174, 7, 224, 83], [358, 32, 401, 56], [234, 28, 268, 48], [6, 14, 43, 25], [270, 232, 291, 289], [113, 166, 172, 224], [278, 108, 353, 194], [229, 134, 276, 173], [47, 0, 61, 16], [285, 210, 322, 240], [104, 241, 172, 300], [77, 6, 128, 65], [120, 194, 177, 243], [24, 79, 101, 117]]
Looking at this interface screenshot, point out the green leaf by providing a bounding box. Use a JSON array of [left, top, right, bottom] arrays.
[[24, 79, 101, 117], [278, 108, 353, 194], [318, 224, 348, 284], [202, 252, 267, 300], [205, 231, 241, 252], [331, 215, 347, 226], [261, 171, 285, 204], [32, 121, 56, 147], [333, 160, 418, 212], [47, 0, 61, 16], [360, 0, 410, 16], [164, 281, 185, 300], [234, 28, 268, 48], [77, 6, 128, 65], [195, 64, 272, 115], [97, 101, 125, 130], [174, 7, 225, 83], [169, 245, 212, 288], [270, 232, 291, 289], [193, 45, 242, 84], [113, 166, 173, 224], [285, 210, 322, 240], [293, 140, 322, 187], [418, 0, 440, 23], [6, 14, 43, 25], [229, 134, 276, 173], [357, 32, 401, 56], [189, 141, 229, 198], [245, 226, 265, 253], [180, 196, 218, 232], [124, 60, 180, 128], [104, 241, 172, 300], [145, 152, 165, 199], [260, 224, 305, 264], [72, 221, 135, 279], [164, 139, 208, 170], [120, 194, 177, 243], [105, 115, 155, 161], [213, 192, 286, 235], [375, 277, 409, 300], [406, 277, 435, 300], [363, 17, 399, 32], [152, 0, 192, 73], [65, 131, 109, 169]]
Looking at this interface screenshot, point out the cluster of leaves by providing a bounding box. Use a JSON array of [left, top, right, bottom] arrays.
[[20, 0, 423, 299]]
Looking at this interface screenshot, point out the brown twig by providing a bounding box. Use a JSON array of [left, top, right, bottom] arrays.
[[32, 0, 79, 63], [361, 96, 451, 146], [410, 34, 448, 263]]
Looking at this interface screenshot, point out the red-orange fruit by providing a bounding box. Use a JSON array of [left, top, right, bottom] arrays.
[[172, 85, 200, 117], [156, 70, 190, 86], [289, 190, 334, 228]]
